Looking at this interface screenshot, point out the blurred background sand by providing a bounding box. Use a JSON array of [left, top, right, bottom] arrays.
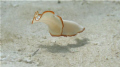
[[0, 1, 120, 67]]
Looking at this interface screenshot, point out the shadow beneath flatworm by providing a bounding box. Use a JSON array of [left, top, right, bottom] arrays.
[[39, 38, 89, 53]]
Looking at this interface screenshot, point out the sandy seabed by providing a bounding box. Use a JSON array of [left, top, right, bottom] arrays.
[[0, 1, 120, 67]]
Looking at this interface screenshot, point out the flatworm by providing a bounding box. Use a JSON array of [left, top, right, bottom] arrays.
[[32, 11, 85, 37]]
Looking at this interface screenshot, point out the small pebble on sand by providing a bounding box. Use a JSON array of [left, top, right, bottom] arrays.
[[51, 40, 56, 43], [42, 36, 47, 39], [93, 42, 98, 45], [23, 58, 33, 63]]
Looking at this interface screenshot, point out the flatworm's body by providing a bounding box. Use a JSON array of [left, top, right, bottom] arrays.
[[32, 11, 85, 37]]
